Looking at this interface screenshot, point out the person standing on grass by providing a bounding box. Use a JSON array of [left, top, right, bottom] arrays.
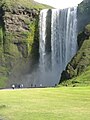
[[12, 84, 15, 89]]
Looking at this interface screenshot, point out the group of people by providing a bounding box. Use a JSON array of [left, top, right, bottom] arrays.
[[11, 84, 23, 89]]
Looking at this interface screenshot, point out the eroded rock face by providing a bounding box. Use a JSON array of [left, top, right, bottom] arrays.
[[77, 25, 90, 48], [0, 5, 39, 87], [3, 6, 39, 57], [4, 7, 38, 32]]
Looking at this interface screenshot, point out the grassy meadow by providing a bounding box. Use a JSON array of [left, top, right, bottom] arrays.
[[0, 87, 90, 120]]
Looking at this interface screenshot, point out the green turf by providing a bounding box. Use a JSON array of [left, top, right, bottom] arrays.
[[0, 87, 90, 120], [0, 0, 53, 10]]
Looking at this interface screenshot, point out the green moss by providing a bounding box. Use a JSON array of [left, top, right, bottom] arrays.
[[80, 39, 90, 50], [0, 76, 7, 88], [2, 32, 21, 57], [0, 0, 51, 88], [1, 0, 53, 10], [60, 24, 90, 86], [3, 32, 13, 53], [26, 21, 37, 54], [0, 66, 8, 75], [9, 43, 21, 57], [0, 24, 4, 64], [85, 24, 90, 32], [0, 27, 3, 45], [21, 17, 39, 57], [60, 65, 90, 87], [71, 38, 90, 76]]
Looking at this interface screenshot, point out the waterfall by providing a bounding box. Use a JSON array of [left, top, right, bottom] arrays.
[[22, 7, 77, 88], [51, 7, 77, 83], [39, 9, 48, 70], [39, 7, 77, 87]]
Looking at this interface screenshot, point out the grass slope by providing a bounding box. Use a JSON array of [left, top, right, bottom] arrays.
[[60, 25, 90, 86], [60, 65, 90, 87], [0, 0, 53, 9], [0, 87, 90, 120]]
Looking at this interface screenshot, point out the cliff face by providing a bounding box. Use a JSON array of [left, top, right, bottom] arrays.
[[0, 6, 39, 87], [0, 0, 51, 88], [60, 0, 90, 86], [60, 24, 90, 86], [77, 0, 90, 32], [3, 6, 39, 57]]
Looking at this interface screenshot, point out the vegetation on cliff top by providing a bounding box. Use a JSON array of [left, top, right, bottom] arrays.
[[0, 0, 53, 10]]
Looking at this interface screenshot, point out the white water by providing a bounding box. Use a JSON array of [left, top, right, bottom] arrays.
[[39, 9, 48, 70], [39, 7, 77, 87], [51, 7, 77, 82]]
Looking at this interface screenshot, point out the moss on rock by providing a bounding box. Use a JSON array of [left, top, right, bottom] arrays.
[[77, 0, 90, 32], [0, 0, 52, 88], [60, 23, 90, 86]]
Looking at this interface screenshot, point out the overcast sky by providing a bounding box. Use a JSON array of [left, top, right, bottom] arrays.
[[34, 0, 83, 8]]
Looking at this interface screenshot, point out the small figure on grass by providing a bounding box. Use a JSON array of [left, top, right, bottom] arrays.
[[20, 84, 23, 88], [12, 84, 15, 89], [40, 84, 42, 87]]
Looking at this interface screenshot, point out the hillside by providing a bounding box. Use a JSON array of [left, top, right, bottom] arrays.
[[60, 65, 90, 87], [60, 0, 90, 87], [60, 22, 90, 86], [60, 0, 90, 86], [77, 0, 90, 31], [0, 0, 52, 88], [0, 0, 53, 10]]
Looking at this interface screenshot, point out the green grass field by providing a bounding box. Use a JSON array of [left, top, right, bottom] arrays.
[[0, 87, 90, 120]]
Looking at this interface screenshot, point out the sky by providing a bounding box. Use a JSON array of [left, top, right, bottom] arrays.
[[34, 0, 83, 9]]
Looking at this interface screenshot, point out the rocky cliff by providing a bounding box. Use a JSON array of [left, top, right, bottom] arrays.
[[77, 0, 90, 32], [0, 0, 51, 88], [60, 24, 90, 78], [60, 0, 90, 86]]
